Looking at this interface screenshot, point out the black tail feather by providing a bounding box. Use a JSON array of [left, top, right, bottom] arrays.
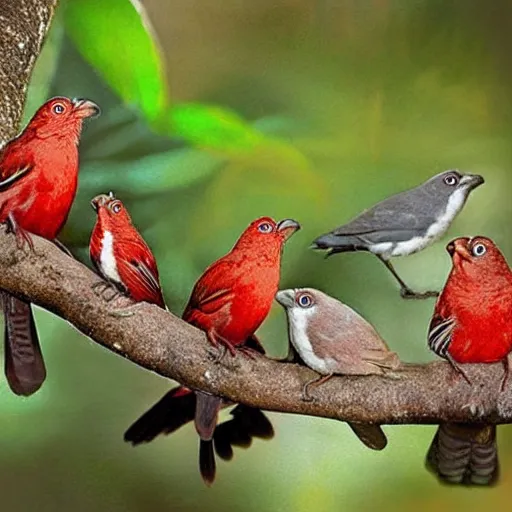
[[124, 387, 196, 444]]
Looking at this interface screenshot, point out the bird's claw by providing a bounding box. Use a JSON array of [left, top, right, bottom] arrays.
[[462, 401, 486, 418], [301, 391, 315, 403], [92, 281, 119, 303], [5, 215, 35, 252], [237, 346, 260, 360]]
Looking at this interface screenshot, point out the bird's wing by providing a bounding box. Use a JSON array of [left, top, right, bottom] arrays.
[[428, 314, 456, 358], [331, 193, 437, 239], [116, 238, 165, 308], [183, 258, 237, 321], [359, 348, 401, 370], [0, 144, 35, 191]]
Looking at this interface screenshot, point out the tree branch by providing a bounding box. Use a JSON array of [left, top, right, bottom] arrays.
[[0, 227, 510, 426], [0, 0, 57, 143]]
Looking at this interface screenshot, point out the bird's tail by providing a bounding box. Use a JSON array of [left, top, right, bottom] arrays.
[[348, 423, 387, 450], [2, 293, 46, 396], [312, 233, 368, 254], [199, 404, 275, 486], [125, 386, 275, 486], [124, 386, 196, 444], [426, 423, 499, 486], [195, 391, 223, 441]]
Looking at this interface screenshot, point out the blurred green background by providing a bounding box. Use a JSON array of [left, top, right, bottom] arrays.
[[3, 0, 512, 510]]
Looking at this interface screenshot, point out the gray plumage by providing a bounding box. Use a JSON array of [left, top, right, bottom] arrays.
[[313, 170, 484, 297]]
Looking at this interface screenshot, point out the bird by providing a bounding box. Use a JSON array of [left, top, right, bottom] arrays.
[[426, 236, 512, 486], [124, 385, 275, 483], [312, 170, 484, 299], [126, 216, 300, 484], [90, 194, 272, 481], [90, 192, 165, 308], [276, 287, 400, 450], [0, 96, 100, 396]]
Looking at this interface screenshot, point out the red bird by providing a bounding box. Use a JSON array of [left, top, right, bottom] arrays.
[[0, 96, 99, 396], [89, 193, 165, 308], [426, 236, 512, 485], [126, 216, 300, 484]]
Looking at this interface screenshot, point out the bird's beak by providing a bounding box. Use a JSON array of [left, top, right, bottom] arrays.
[[447, 238, 472, 262], [91, 194, 111, 213], [460, 173, 484, 190], [277, 219, 301, 240], [275, 289, 295, 308], [72, 98, 101, 119]]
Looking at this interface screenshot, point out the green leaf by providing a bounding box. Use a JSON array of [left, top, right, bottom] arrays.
[[170, 103, 263, 151], [63, 0, 168, 124], [79, 148, 223, 196], [169, 103, 310, 170]]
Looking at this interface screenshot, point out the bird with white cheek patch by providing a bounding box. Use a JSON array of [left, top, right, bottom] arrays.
[[312, 170, 484, 299], [276, 287, 401, 451]]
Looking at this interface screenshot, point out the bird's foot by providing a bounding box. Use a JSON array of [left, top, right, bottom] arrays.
[[301, 385, 315, 403], [207, 330, 237, 361], [213, 346, 229, 364], [237, 346, 261, 360], [462, 401, 486, 418], [6, 214, 34, 252], [92, 281, 120, 303], [446, 353, 472, 386], [92, 280, 109, 295], [400, 288, 439, 300], [300, 373, 333, 402]]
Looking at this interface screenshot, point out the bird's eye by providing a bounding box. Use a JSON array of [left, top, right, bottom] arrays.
[[472, 243, 487, 257], [296, 293, 313, 308], [258, 222, 273, 233], [111, 202, 122, 214], [52, 103, 65, 115], [443, 174, 459, 186]]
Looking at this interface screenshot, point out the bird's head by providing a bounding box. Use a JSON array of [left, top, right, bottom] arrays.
[[446, 236, 511, 283], [233, 217, 300, 255], [276, 288, 336, 355], [91, 192, 132, 230], [28, 97, 100, 141], [425, 169, 484, 202]]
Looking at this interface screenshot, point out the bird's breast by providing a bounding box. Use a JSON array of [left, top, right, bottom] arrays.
[[288, 310, 331, 375], [99, 231, 123, 286]]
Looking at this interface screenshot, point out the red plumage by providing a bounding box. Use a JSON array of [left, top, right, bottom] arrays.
[[89, 193, 165, 308], [183, 217, 300, 354], [426, 236, 512, 486], [0, 97, 99, 396], [125, 216, 299, 485], [429, 236, 512, 364]]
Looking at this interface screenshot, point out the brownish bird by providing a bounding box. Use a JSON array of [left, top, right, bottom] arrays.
[[276, 287, 400, 450]]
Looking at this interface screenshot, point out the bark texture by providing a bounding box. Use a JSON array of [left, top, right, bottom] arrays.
[[0, 0, 57, 143], [0, 228, 511, 426]]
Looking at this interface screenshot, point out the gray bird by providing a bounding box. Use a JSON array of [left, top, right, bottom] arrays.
[[312, 170, 484, 299], [276, 287, 400, 450]]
